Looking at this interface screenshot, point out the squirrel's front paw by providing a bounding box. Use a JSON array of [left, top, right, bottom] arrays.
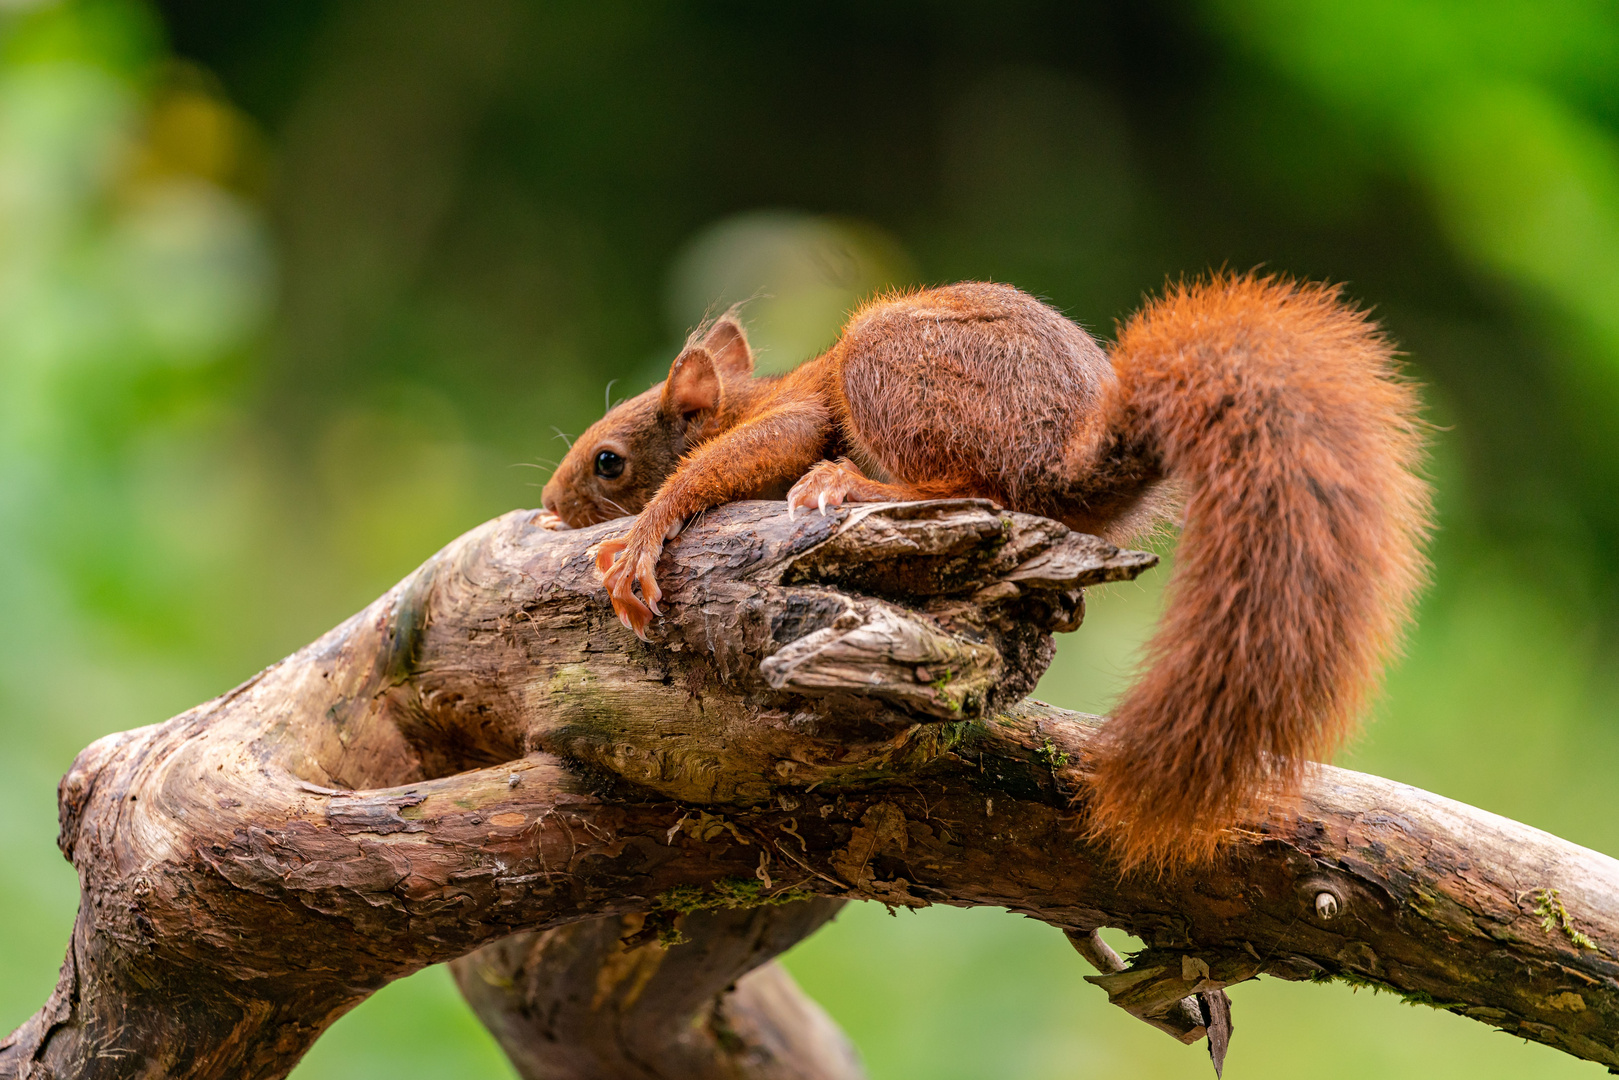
[[595, 532, 664, 640], [787, 458, 871, 519]]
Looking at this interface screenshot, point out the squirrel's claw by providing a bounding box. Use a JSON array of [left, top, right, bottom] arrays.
[[606, 567, 655, 639], [788, 458, 863, 519], [618, 601, 652, 640]]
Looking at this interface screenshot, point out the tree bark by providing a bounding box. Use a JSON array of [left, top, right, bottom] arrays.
[[451, 902, 864, 1080], [2, 500, 1617, 1079]]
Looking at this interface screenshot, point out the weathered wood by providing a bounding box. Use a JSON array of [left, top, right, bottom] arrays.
[[1064, 928, 1222, 1047], [451, 902, 865, 1080], [2, 500, 1616, 1079]]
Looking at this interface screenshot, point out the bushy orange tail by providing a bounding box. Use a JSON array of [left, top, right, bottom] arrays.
[[1088, 273, 1432, 870]]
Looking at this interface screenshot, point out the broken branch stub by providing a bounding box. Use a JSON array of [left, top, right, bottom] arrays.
[[1065, 929, 1224, 1047], [760, 500, 1157, 718], [4, 499, 1618, 1080]]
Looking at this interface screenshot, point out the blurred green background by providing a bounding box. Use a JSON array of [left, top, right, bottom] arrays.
[[2, 1, 1617, 1076]]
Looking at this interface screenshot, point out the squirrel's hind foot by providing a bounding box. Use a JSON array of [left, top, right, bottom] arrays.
[[786, 458, 915, 519]]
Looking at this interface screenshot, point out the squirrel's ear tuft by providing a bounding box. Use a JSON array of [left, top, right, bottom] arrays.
[[700, 315, 754, 378], [663, 347, 722, 419]]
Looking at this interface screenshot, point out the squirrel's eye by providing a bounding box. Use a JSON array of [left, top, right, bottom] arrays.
[[594, 449, 625, 479]]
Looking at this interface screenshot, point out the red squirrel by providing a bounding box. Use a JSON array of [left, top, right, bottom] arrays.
[[540, 275, 1431, 869]]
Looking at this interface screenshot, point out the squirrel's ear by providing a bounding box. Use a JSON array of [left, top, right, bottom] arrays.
[[700, 315, 754, 378], [662, 347, 722, 419]]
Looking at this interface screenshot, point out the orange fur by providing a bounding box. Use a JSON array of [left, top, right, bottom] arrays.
[[543, 274, 1432, 870], [1086, 275, 1431, 869]]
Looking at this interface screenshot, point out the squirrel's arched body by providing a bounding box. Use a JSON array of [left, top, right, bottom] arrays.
[[542, 275, 1431, 869], [831, 284, 1104, 507]]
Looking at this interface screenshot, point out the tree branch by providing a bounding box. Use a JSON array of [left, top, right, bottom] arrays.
[[2, 501, 1616, 1079], [451, 902, 864, 1080]]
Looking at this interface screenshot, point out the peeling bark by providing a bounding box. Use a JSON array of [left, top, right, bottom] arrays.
[[2, 500, 1616, 1079]]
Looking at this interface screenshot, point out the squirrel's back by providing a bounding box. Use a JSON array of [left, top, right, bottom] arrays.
[[830, 283, 1122, 513]]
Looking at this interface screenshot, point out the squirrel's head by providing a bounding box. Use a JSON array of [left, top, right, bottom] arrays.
[[541, 313, 755, 527]]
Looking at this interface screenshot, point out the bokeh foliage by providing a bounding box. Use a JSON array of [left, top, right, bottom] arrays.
[[2, 1, 1617, 1077]]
